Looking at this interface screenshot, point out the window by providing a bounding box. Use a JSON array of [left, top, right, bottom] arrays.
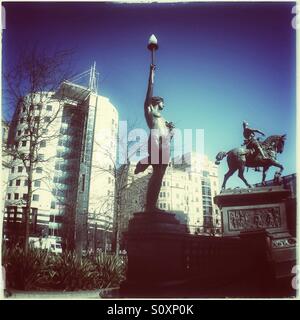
[[14, 193, 19, 200], [23, 194, 28, 200], [34, 116, 40, 122], [7, 193, 11, 200], [16, 180, 21, 186], [34, 180, 41, 187], [9, 180, 13, 187], [36, 167, 42, 173], [38, 154, 44, 161], [46, 105, 52, 111], [82, 174, 85, 192], [23, 106, 26, 112], [203, 171, 209, 177], [36, 104, 42, 110], [32, 194, 39, 201], [57, 190, 65, 197], [25, 129, 30, 135], [24, 180, 28, 186], [56, 151, 63, 158], [18, 166, 23, 173], [11, 167, 15, 173], [50, 201, 56, 209], [40, 141, 46, 148], [44, 116, 51, 123], [20, 118, 24, 124], [17, 130, 22, 136], [22, 141, 27, 147]]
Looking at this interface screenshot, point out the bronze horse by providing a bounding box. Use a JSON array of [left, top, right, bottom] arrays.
[[215, 135, 286, 189]]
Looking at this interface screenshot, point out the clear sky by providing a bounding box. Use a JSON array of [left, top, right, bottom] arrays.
[[2, 1, 296, 188]]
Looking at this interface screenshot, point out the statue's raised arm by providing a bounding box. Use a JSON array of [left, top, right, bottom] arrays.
[[144, 64, 155, 127], [252, 128, 265, 136], [144, 64, 155, 107]]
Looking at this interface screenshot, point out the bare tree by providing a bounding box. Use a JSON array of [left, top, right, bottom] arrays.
[[90, 119, 147, 254], [3, 47, 75, 253]]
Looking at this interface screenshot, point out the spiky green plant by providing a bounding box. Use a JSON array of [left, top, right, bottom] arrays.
[[49, 251, 97, 291], [92, 253, 127, 289], [3, 245, 52, 290], [2, 246, 127, 291]]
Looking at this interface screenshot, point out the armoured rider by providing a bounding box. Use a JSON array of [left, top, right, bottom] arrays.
[[242, 121, 267, 160]]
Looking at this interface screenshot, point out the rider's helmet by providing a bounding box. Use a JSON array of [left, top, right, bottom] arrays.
[[243, 121, 249, 128]]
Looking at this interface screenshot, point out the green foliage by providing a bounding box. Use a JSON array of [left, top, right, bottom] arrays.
[[3, 245, 51, 290], [2, 246, 127, 291], [92, 253, 127, 289], [48, 252, 97, 291]]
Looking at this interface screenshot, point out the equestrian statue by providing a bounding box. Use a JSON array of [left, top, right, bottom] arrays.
[[215, 121, 286, 189]]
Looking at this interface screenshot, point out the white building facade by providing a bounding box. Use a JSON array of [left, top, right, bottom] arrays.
[[3, 79, 118, 251]]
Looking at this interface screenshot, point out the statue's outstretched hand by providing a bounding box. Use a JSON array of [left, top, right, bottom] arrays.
[[150, 64, 156, 71], [166, 121, 175, 130]]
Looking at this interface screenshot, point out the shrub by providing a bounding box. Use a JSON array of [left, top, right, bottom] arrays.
[[48, 251, 97, 291], [2, 246, 127, 291], [92, 253, 127, 289], [3, 245, 52, 290]]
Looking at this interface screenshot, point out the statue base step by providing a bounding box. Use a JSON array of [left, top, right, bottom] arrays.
[[120, 211, 188, 297]]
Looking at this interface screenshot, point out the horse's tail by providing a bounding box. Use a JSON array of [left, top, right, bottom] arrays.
[[215, 151, 227, 165]]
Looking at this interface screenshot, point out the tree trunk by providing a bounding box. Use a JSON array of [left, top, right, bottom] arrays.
[[94, 222, 97, 254], [24, 130, 34, 254]]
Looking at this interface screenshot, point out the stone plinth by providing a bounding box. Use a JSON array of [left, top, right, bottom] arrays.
[[120, 211, 188, 297], [214, 186, 296, 282], [214, 186, 290, 236]]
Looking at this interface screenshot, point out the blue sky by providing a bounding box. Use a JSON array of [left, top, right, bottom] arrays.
[[2, 1, 296, 188]]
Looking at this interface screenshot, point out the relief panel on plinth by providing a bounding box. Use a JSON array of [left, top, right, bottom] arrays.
[[228, 207, 281, 231]]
